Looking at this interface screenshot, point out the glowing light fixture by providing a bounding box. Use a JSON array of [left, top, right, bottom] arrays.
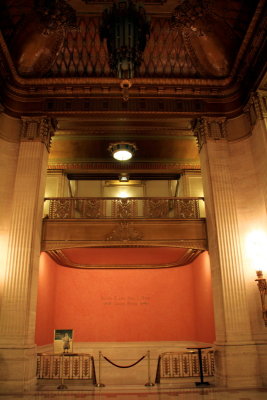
[[108, 142, 137, 161], [246, 229, 267, 326], [119, 173, 129, 182], [118, 190, 129, 198]]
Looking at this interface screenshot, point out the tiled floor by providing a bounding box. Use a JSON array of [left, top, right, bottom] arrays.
[[1, 386, 267, 400]]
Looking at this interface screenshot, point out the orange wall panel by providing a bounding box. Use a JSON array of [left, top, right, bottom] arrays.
[[192, 252, 216, 343], [35, 253, 57, 346], [35, 251, 215, 345], [53, 266, 196, 342]]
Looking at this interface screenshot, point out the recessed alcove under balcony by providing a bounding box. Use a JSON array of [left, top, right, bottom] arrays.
[[41, 196, 207, 268]]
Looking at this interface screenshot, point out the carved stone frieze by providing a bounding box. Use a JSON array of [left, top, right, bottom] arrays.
[[193, 117, 227, 150], [105, 222, 143, 242], [21, 117, 57, 151]]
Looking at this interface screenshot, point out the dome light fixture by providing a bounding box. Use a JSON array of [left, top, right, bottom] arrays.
[[108, 142, 137, 161]]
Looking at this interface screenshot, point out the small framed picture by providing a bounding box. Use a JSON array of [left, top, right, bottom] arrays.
[[54, 329, 73, 354]]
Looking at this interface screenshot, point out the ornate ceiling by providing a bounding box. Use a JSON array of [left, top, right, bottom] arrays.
[[48, 116, 199, 172], [1, 1, 266, 267], [0, 1, 265, 119], [0, 0, 266, 173], [0, 0, 261, 79]]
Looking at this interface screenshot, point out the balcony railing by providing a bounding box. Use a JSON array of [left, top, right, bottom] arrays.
[[44, 197, 205, 220]]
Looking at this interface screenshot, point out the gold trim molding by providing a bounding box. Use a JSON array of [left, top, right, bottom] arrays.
[[47, 247, 204, 269]]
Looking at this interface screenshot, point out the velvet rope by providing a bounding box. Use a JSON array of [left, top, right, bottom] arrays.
[[102, 354, 146, 368]]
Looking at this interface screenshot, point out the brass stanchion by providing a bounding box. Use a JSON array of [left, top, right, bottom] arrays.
[[95, 351, 105, 387], [145, 350, 155, 386], [57, 353, 68, 390]]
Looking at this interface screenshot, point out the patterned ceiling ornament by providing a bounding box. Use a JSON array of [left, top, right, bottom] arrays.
[[100, 0, 150, 79], [170, 0, 235, 77], [10, 0, 77, 77], [170, 0, 213, 36], [35, 0, 77, 33]]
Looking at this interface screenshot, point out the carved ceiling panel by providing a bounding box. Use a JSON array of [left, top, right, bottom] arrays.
[[0, 0, 260, 79], [49, 16, 197, 78]]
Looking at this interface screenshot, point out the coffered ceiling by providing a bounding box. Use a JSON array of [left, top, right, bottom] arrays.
[[48, 115, 199, 173]]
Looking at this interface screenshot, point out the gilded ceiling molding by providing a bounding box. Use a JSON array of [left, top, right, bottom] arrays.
[[80, 0, 166, 3], [46, 248, 203, 270], [42, 240, 207, 252], [193, 117, 227, 150], [47, 162, 201, 171], [21, 117, 57, 151]]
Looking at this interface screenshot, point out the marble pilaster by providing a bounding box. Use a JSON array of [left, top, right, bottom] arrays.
[[194, 117, 261, 387], [0, 116, 55, 392]]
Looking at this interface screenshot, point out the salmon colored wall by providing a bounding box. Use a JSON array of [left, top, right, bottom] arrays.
[[35, 253, 57, 345], [192, 252, 215, 343], [35, 251, 215, 345]]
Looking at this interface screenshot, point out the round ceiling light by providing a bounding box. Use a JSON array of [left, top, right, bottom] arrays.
[[108, 142, 137, 161]]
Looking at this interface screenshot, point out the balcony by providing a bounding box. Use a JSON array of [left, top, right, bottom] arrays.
[[42, 197, 207, 252]]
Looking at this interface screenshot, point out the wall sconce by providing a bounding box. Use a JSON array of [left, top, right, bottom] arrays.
[[255, 270, 267, 326]]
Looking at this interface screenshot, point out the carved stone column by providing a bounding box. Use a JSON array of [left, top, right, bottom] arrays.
[[194, 117, 260, 387], [0, 116, 55, 393], [0, 113, 21, 312]]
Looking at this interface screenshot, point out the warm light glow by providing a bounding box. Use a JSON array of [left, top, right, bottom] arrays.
[[0, 233, 8, 286], [246, 229, 267, 272], [113, 150, 132, 161], [118, 191, 128, 198]]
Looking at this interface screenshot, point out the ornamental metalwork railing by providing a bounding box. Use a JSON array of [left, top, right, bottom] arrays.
[[155, 350, 214, 383], [37, 353, 96, 382], [44, 197, 205, 219]]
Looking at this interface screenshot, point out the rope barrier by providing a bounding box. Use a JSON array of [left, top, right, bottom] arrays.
[[102, 354, 146, 369]]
